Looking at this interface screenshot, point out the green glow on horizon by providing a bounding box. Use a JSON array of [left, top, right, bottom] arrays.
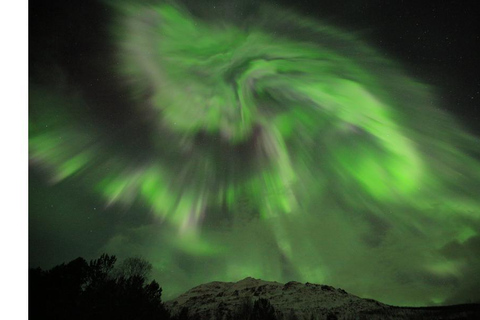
[[29, 0, 480, 306]]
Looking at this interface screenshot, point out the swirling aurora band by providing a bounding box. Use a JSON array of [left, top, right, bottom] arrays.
[[29, 0, 480, 305]]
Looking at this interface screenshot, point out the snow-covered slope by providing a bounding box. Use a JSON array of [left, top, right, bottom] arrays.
[[165, 277, 387, 319]]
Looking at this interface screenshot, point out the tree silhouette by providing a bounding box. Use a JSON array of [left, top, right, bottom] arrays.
[[29, 254, 172, 320], [30, 257, 89, 319], [233, 297, 254, 320], [87, 253, 117, 284], [115, 256, 153, 280], [232, 297, 277, 320], [252, 298, 276, 320]]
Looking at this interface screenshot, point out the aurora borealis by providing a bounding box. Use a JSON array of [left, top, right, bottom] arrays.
[[29, 0, 480, 306]]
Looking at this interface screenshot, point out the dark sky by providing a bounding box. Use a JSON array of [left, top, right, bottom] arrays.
[[29, 0, 480, 306]]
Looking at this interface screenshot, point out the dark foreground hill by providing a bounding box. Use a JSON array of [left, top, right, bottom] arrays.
[[165, 277, 480, 320]]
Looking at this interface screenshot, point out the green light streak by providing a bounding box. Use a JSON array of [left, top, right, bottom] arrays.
[[29, 0, 480, 306]]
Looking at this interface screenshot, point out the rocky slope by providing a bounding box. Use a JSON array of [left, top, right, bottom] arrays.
[[165, 277, 388, 319], [165, 277, 480, 320]]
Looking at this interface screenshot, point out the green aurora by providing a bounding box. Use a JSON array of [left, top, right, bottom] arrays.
[[29, 0, 480, 306]]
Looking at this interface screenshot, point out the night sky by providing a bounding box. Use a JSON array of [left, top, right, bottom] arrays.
[[29, 0, 480, 306]]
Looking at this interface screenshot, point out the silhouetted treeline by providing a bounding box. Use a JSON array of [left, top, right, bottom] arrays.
[[233, 297, 277, 320], [29, 254, 171, 320], [30, 254, 283, 320]]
